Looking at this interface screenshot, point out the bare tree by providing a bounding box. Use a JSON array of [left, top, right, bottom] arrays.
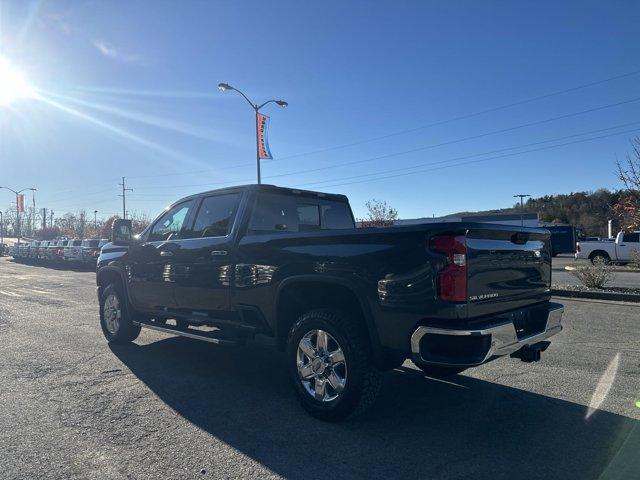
[[358, 199, 398, 227], [614, 138, 640, 230]]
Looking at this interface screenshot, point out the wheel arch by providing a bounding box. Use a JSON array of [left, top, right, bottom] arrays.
[[96, 266, 128, 301], [274, 275, 384, 367]]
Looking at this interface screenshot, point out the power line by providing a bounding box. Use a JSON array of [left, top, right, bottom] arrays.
[[303, 127, 640, 189], [92, 121, 640, 203], [123, 67, 640, 182], [131, 95, 640, 192], [297, 120, 640, 187], [275, 68, 640, 161]]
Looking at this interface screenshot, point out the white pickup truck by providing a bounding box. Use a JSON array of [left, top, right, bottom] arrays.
[[576, 231, 640, 264]]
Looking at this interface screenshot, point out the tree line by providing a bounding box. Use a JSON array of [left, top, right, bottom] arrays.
[[0, 208, 151, 241], [3, 138, 639, 240]]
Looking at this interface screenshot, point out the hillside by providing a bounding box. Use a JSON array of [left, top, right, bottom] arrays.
[[447, 189, 622, 236]]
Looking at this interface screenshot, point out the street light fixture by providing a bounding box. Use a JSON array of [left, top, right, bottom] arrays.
[[217, 82, 288, 184], [0, 186, 36, 245]]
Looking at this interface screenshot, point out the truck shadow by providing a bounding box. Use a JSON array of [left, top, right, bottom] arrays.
[[111, 337, 637, 480]]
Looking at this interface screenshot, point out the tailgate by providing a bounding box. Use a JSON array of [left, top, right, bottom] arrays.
[[465, 226, 551, 317]]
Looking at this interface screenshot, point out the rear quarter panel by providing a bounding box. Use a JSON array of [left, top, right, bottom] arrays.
[[234, 225, 467, 351]]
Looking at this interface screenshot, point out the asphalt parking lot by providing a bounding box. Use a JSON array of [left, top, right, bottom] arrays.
[[0, 257, 639, 480]]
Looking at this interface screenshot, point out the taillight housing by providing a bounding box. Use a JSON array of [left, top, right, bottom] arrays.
[[430, 234, 467, 303]]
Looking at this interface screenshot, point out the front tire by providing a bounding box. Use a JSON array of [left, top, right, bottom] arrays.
[[100, 283, 141, 344], [286, 308, 381, 421]]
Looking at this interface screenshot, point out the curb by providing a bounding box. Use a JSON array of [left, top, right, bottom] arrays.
[[563, 265, 640, 273], [551, 288, 640, 303]]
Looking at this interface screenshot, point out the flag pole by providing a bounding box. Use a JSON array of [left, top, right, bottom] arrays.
[[255, 107, 261, 185]]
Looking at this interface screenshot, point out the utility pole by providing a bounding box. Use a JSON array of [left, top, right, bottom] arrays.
[[50, 210, 54, 228], [32, 190, 36, 235], [0, 211, 3, 245], [513, 194, 531, 227], [94, 210, 98, 230], [42, 208, 46, 230], [118, 177, 133, 219]]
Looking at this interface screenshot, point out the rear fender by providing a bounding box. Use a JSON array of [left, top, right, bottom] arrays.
[[274, 275, 385, 367]]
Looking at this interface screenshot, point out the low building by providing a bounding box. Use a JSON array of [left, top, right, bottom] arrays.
[[394, 212, 539, 228]]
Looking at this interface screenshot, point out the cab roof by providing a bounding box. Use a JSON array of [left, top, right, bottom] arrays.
[[172, 184, 349, 207]]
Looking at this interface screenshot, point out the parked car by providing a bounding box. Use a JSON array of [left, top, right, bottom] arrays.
[[37, 241, 51, 261], [80, 238, 108, 266], [576, 231, 640, 264], [28, 241, 41, 261], [97, 184, 564, 420], [51, 239, 69, 263], [63, 239, 83, 264], [44, 240, 59, 262], [17, 242, 30, 260], [0, 243, 6, 256]]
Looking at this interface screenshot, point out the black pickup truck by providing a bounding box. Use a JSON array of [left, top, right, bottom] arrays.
[[97, 184, 563, 420]]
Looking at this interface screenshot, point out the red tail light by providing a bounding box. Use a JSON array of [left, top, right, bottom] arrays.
[[430, 235, 467, 303]]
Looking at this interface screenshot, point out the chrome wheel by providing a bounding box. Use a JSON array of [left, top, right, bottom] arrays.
[[296, 329, 347, 402], [103, 293, 121, 335]]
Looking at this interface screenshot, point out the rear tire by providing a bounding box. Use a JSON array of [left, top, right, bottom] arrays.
[[100, 283, 141, 344], [590, 253, 610, 265], [418, 364, 467, 378], [286, 308, 381, 421]]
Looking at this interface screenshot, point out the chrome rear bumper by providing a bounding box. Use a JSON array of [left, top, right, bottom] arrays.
[[411, 303, 564, 367]]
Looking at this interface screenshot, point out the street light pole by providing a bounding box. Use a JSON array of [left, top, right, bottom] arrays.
[[217, 83, 288, 184], [513, 194, 531, 227], [0, 186, 36, 245], [94, 210, 98, 230]]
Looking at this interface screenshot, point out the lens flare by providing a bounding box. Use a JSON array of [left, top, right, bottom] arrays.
[[0, 55, 36, 106]]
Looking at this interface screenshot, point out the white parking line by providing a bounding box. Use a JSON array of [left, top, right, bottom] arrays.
[[0, 290, 22, 298]]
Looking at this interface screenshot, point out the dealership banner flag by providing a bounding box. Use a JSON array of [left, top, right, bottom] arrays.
[[256, 112, 273, 160], [16, 194, 25, 213]]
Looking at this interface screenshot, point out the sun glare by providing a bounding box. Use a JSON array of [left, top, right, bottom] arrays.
[[0, 55, 36, 106]]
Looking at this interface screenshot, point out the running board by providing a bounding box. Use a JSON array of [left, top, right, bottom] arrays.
[[134, 320, 239, 346]]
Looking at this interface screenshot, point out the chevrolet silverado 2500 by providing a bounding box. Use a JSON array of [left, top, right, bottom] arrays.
[[97, 184, 563, 420]]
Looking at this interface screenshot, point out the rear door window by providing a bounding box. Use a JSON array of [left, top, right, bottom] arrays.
[[187, 193, 240, 238], [622, 232, 640, 243], [320, 203, 355, 229], [297, 204, 320, 231], [249, 192, 354, 233]]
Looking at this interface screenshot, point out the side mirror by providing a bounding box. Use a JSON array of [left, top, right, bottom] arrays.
[[112, 219, 133, 246]]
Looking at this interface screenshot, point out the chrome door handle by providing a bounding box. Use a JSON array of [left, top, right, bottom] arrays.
[[211, 251, 228, 256], [159, 251, 174, 257]]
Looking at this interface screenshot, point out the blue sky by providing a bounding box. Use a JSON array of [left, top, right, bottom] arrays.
[[1, 0, 639, 220]]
